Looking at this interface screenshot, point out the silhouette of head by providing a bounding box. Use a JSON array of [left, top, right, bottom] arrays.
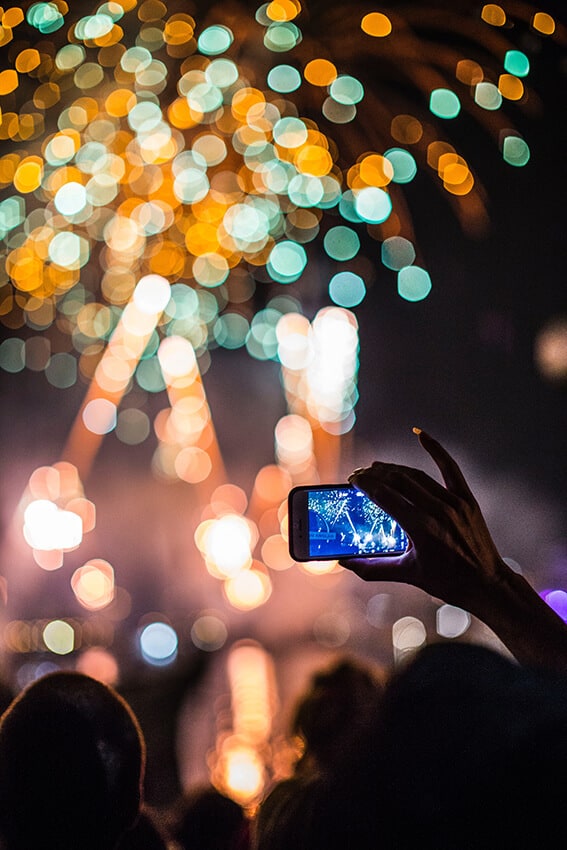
[[313, 642, 567, 850], [171, 784, 250, 850], [0, 670, 146, 850], [372, 641, 567, 848], [290, 655, 383, 775]]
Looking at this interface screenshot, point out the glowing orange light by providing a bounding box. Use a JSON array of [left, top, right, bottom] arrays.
[[164, 15, 195, 45], [15, 48, 41, 73], [359, 154, 394, 187], [361, 12, 392, 37], [304, 58, 337, 87], [105, 88, 137, 117], [532, 12, 555, 35], [231, 88, 266, 123], [481, 4, 507, 26], [498, 74, 524, 100], [0, 69, 18, 95], [294, 144, 333, 177], [213, 737, 266, 806], [13, 156, 43, 193], [266, 0, 301, 22], [2, 7, 25, 28]]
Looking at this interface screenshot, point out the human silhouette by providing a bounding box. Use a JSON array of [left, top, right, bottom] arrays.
[[289, 655, 383, 778], [255, 656, 383, 850], [0, 670, 145, 850], [169, 783, 250, 850]]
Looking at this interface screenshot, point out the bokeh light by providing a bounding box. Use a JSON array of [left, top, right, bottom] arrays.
[[392, 615, 427, 661], [43, 620, 75, 655], [23, 500, 83, 553], [71, 559, 115, 611], [210, 641, 275, 804], [436, 605, 472, 638], [139, 620, 179, 665], [190, 613, 228, 651], [1, 0, 556, 399], [534, 318, 567, 381], [76, 648, 120, 685]]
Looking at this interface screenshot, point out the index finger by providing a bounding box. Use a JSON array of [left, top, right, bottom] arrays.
[[415, 429, 475, 502]]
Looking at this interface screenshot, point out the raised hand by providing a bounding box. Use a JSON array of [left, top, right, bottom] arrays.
[[340, 429, 567, 672], [340, 429, 506, 614]]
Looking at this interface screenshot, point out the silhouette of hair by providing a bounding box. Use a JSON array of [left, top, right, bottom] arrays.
[[290, 655, 383, 775], [254, 775, 323, 850], [170, 784, 250, 850], [0, 670, 146, 850], [366, 641, 567, 849]]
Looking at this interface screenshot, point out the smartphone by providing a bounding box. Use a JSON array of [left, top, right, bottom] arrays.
[[288, 484, 409, 562]]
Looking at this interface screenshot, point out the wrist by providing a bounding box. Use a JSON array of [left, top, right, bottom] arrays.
[[468, 562, 567, 672]]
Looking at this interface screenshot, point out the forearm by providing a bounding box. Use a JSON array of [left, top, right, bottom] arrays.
[[467, 566, 567, 673]]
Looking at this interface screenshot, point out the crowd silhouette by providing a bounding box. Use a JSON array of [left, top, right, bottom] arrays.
[[1, 430, 567, 849]]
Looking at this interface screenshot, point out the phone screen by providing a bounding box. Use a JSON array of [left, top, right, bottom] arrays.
[[289, 485, 409, 561]]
